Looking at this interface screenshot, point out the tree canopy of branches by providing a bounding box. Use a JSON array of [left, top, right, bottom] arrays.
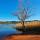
[[12, 0, 32, 32]]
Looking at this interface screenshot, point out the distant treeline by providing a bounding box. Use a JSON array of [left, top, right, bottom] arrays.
[[0, 21, 21, 24], [0, 20, 40, 24]]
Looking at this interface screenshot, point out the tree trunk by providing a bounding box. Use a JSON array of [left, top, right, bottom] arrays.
[[22, 21, 25, 33], [22, 21, 24, 27]]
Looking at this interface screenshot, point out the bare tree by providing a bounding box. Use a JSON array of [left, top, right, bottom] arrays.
[[12, 8, 32, 33], [12, 0, 32, 32], [17, 8, 30, 32]]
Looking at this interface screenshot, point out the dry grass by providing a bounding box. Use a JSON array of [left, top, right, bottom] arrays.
[[16, 21, 40, 28]]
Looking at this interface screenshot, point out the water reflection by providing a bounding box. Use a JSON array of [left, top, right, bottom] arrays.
[[0, 24, 22, 39], [0, 24, 16, 28]]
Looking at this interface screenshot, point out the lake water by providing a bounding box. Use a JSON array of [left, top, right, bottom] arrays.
[[0, 24, 22, 38]]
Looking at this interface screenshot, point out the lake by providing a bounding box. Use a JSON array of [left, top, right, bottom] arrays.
[[0, 24, 22, 38]]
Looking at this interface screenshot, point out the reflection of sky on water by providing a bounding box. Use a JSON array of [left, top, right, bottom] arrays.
[[0, 24, 16, 28], [0, 24, 22, 38]]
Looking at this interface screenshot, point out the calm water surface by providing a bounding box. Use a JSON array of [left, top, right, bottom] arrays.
[[0, 24, 22, 38]]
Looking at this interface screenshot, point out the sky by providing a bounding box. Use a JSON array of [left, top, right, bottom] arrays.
[[0, 0, 40, 21]]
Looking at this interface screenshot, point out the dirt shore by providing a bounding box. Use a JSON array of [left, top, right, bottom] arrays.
[[3, 35, 40, 40]]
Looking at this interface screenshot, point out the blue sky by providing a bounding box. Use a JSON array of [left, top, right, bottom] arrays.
[[0, 0, 40, 21]]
